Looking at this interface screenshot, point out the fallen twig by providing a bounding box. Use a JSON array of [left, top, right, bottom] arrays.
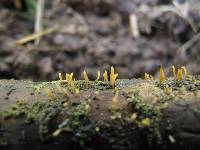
[[129, 13, 140, 38], [16, 24, 59, 45], [34, 0, 45, 45]]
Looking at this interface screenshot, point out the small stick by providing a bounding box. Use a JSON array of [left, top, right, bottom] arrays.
[[16, 25, 59, 45], [34, 0, 45, 45], [129, 13, 140, 38]]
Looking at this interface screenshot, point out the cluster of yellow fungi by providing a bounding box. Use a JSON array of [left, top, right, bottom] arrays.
[[58, 66, 118, 88], [47, 65, 190, 130], [145, 65, 189, 84]]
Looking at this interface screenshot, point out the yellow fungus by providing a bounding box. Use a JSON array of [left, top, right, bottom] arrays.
[[159, 66, 165, 83], [95, 90, 100, 96], [83, 70, 89, 82], [111, 91, 120, 110], [59, 72, 63, 81], [110, 66, 118, 88], [85, 104, 91, 113], [130, 113, 137, 122], [172, 65, 176, 77], [144, 73, 150, 80], [75, 88, 79, 94], [103, 70, 108, 82], [66, 73, 75, 87], [141, 118, 151, 128], [63, 102, 68, 107], [44, 88, 53, 98], [95, 71, 101, 81], [177, 68, 183, 81], [144, 73, 153, 80], [181, 66, 188, 77]]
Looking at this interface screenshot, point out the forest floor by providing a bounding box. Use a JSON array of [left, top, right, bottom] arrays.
[[0, 0, 200, 81]]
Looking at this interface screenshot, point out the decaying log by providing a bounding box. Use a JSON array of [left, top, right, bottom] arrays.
[[0, 78, 200, 150]]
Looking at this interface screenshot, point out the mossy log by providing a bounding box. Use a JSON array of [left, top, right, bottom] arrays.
[[0, 78, 200, 150]]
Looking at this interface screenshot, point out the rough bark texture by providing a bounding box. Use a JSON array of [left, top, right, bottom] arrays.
[[0, 78, 200, 150]]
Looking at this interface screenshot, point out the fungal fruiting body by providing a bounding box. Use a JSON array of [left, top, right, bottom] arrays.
[[177, 68, 183, 81], [83, 70, 89, 82], [110, 66, 118, 88], [144, 73, 153, 80], [172, 66, 189, 81], [58, 65, 189, 90], [130, 113, 137, 122], [144, 73, 150, 80], [59, 72, 63, 81], [172, 65, 176, 77], [95, 71, 101, 81], [103, 70, 108, 82], [141, 118, 151, 128], [159, 66, 165, 84], [66, 73, 75, 87], [181, 66, 189, 77], [111, 91, 120, 110]]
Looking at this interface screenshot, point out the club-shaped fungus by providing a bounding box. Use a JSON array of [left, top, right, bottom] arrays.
[[110, 66, 118, 88], [172, 65, 176, 77], [172, 65, 188, 81], [144, 73, 153, 80], [144, 73, 150, 80], [83, 70, 89, 82], [59, 72, 63, 81], [66, 73, 75, 87], [111, 91, 120, 110], [159, 66, 165, 84], [130, 113, 137, 122], [103, 70, 108, 82], [177, 68, 183, 81], [181, 66, 188, 77], [95, 71, 101, 81], [141, 118, 151, 128]]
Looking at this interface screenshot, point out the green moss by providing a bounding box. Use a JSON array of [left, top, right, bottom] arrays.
[[4, 100, 29, 118], [56, 101, 97, 147], [123, 91, 163, 145], [26, 101, 61, 139], [4, 78, 200, 149], [157, 77, 200, 92], [3, 95, 97, 147], [75, 80, 112, 90], [3, 100, 62, 140]]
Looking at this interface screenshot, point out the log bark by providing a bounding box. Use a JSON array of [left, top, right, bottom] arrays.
[[0, 78, 200, 150]]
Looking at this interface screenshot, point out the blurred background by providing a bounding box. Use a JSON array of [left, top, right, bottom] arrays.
[[0, 0, 200, 81]]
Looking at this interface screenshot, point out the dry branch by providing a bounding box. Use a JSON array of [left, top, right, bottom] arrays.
[[0, 78, 200, 150]]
